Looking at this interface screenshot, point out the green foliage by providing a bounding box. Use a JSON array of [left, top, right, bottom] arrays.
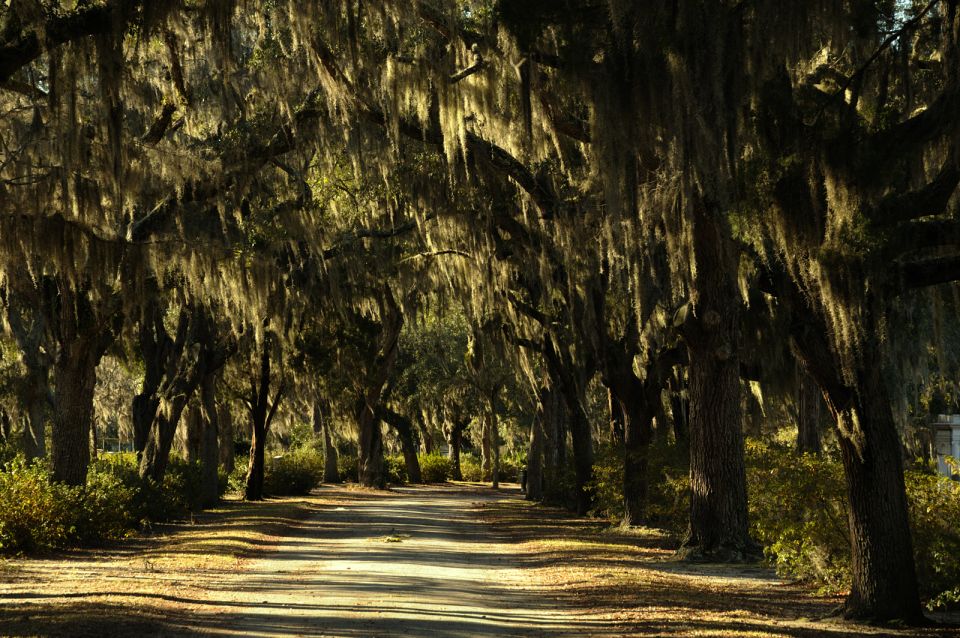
[[0, 456, 137, 554], [745, 440, 850, 591], [499, 451, 525, 482], [337, 454, 358, 483], [905, 459, 960, 610], [386, 454, 407, 485], [0, 457, 75, 553], [93, 453, 208, 522], [588, 440, 690, 534], [264, 448, 324, 496], [418, 453, 451, 483], [746, 442, 960, 609], [459, 454, 483, 482]]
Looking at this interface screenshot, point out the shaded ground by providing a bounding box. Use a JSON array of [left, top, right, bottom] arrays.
[[0, 484, 957, 637], [479, 497, 960, 637]]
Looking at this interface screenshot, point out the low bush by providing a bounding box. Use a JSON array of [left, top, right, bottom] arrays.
[[746, 441, 960, 610], [0, 456, 137, 553], [418, 453, 451, 483], [459, 454, 483, 482], [499, 452, 524, 482], [385, 454, 407, 485], [588, 440, 689, 534], [745, 440, 850, 591], [337, 455, 358, 483], [264, 447, 323, 495]]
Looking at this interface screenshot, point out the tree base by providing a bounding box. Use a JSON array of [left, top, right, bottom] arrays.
[[674, 539, 763, 563], [831, 601, 929, 627]]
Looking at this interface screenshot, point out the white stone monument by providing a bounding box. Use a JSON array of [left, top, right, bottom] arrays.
[[933, 414, 960, 478]]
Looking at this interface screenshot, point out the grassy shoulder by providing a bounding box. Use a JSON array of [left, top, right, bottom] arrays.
[[479, 495, 960, 637]]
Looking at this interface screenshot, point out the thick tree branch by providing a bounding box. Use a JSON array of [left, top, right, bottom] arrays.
[[0, 0, 146, 83]]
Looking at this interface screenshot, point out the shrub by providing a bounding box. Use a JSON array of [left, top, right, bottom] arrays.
[[460, 454, 483, 481], [745, 440, 850, 591], [588, 440, 689, 533], [386, 454, 407, 485], [0, 457, 75, 553], [72, 469, 139, 545], [499, 452, 524, 482], [337, 455, 358, 483], [0, 456, 139, 553], [746, 441, 960, 610], [265, 448, 323, 495], [418, 453, 451, 483], [905, 459, 960, 610]]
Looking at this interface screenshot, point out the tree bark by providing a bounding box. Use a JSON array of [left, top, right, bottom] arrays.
[[183, 401, 202, 463], [356, 400, 385, 488], [526, 404, 545, 501], [219, 401, 235, 473], [244, 333, 285, 501], [797, 370, 822, 454], [609, 387, 625, 446], [545, 336, 594, 515], [49, 283, 118, 486], [488, 397, 500, 489], [445, 417, 467, 480], [51, 338, 99, 485], [788, 304, 923, 623], [198, 371, 220, 507], [314, 400, 340, 483], [381, 406, 422, 483], [356, 293, 402, 489], [22, 369, 48, 460], [677, 205, 756, 561]]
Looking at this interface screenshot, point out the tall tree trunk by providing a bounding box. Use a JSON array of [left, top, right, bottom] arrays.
[[541, 385, 564, 500], [834, 379, 922, 622], [488, 399, 500, 489], [797, 370, 822, 454], [545, 338, 594, 515], [51, 340, 98, 485], [198, 371, 220, 507], [480, 413, 492, 480], [314, 401, 339, 483], [183, 400, 202, 463], [526, 406, 544, 501], [357, 400, 385, 488], [219, 400, 235, 473], [609, 387, 625, 446], [22, 370, 48, 460], [140, 394, 196, 482], [244, 333, 284, 501], [245, 413, 267, 500], [417, 415, 433, 454], [678, 206, 755, 561], [620, 394, 653, 526], [789, 305, 923, 623], [356, 294, 402, 489], [0, 409, 10, 443], [445, 418, 467, 480], [381, 407, 422, 484]]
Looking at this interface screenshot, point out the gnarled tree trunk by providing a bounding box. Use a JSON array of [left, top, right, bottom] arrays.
[[198, 371, 220, 507], [381, 406, 422, 484], [677, 206, 756, 561], [313, 400, 339, 483], [445, 417, 468, 481], [356, 293, 402, 489]]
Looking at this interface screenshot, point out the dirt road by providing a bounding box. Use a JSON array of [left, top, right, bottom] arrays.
[[194, 485, 597, 637], [2, 484, 956, 637]]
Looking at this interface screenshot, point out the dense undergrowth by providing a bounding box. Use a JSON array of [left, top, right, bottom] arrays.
[[0, 452, 225, 554], [590, 438, 960, 610]]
